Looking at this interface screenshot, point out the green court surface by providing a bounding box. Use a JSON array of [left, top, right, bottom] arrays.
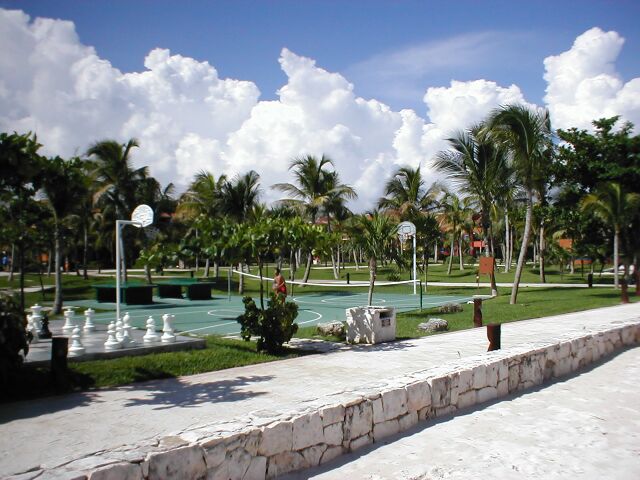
[[65, 290, 475, 337]]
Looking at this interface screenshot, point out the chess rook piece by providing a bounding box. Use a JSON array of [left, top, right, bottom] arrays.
[[161, 313, 176, 343]]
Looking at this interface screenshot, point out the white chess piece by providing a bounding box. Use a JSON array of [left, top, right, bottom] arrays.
[[83, 308, 96, 333], [104, 322, 122, 350], [115, 318, 124, 342], [68, 326, 86, 356], [26, 314, 38, 343], [30, 304, 43, 340], [161, 313, 176, 343], [62, 307, 75, 335], [121, 312, 136, 347], [143, 316, 160, 343]]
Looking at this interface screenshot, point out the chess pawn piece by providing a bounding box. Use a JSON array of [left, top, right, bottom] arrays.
[[30, 304, 44, 339], [62, 307, 75, 335], [121, 312, 136, 347], [115, 318, 124, 342], [143, 316, 159, 343], [83, 308, 96, 333], [68, 326, 86, 357], [104, 322, 122, 350], [26, 314, 39, 343], [161, 313, 176, 343]]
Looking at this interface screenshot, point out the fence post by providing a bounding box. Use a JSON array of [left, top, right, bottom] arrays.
[[587, 272, 593, 288], [51, 336, 69, 390], [487, 323, 501, 351], [621, 278, 629, 304], [473, 298, 483, 327]]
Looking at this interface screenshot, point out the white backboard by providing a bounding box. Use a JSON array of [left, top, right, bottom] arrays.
[[131, 204, 154, 228]]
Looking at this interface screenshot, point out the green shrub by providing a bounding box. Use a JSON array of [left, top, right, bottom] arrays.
[[0, 294, 29, 389], [237, 292, 299, 353], [387, 267, 401, 282]]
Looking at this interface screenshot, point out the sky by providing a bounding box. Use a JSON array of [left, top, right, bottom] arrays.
[[1, 0, 639, 211]]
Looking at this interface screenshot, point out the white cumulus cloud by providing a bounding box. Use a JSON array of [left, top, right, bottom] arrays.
[[544, 27, 640, 130]]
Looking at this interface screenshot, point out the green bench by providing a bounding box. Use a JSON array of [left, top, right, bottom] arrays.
[[94, 283, 155, 305]]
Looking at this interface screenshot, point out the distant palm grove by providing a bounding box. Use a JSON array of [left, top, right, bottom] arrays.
[[1, 104, 639, 313]]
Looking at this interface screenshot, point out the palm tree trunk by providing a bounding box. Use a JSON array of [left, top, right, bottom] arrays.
[[83, 224, 89, 280], [510, 192, 533, 304], [9, 244, 15, 282], [367, 256, 376, 306], [302, 251, 313, 283], [539, 223, 546, 283], [144, 264, 152, 284], [258, 260, 265, 310], [214, 261, 219, 281], [53, 225, 63, 315], [458, 236, 464, 270], [447, 234, 454, 275], [423, 249, 429, 293], [204, 258, 210, 278], [434, 241, 439, 263], [504, 213, 510, 273], [331, 249, 338, 279], [613, 229, 619, 288]]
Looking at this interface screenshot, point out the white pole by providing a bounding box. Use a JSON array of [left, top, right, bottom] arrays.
[[412, 234, 417, 295], [116, 220, 141, 322]]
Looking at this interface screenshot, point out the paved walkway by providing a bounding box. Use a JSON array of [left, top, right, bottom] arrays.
[[1, 303, 639, 477], [282, 347, 640, 480]]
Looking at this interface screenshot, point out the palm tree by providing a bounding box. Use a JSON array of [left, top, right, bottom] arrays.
[[438, 192, 473, 274], [485, 105, 552, 304], [354, 211, 398, 306], [40, 156, 89, 314], [581, 182, 640, 288], [378, 166, 441, 219], [434, 126, 508, 295], [219, 170, 262, 293], [87, 138, 146, 279], [273, 154, 356, 282]]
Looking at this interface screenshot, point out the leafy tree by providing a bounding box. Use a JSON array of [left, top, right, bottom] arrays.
[[378, 166, 441, 220], [353, 211, 398, 306], [485, 105, 552, 304], [438, 192, 473, 274], [40, 156, 89, 314], [580, 182, 640, 287]]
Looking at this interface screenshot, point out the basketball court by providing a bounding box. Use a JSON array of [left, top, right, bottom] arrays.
[[65, 287, 475, 337]]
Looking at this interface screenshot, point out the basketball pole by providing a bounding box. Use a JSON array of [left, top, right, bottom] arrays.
[[412, 233, 417, 295]]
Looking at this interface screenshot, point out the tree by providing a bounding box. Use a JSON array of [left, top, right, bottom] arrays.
[[485, 105, 552, 304], [580, 182, 640, 288], [378, 166, 441, 220], [0, 132, 44, 311], [40, 156, 89, 314], [438, 192, 473, 274], [353, 212, 398, 306], [434, 126, 508, 294], [273, 155, 356, 282]]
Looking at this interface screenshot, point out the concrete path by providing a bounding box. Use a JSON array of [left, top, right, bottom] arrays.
[[1, 303, 639, 477], [282, 346, 640, 480]]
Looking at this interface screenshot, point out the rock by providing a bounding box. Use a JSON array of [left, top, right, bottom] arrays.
[[292, 412, 324, 450], [437, 303, 463, 313], [89, 463, 143, 480], [147, 445, 206, 480], [418, 318, 448, 333], [258, 421, 292, 457], [316, 322, 345, 337]]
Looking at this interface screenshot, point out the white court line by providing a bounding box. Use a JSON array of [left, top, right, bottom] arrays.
[[180, 320, 239, 334], [296, 311, 323, 325]]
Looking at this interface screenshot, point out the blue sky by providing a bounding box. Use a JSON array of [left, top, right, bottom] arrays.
[[1, 1, 639, 209], [3, 0, 639, 113]]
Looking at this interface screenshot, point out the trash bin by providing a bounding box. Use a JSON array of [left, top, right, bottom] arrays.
[[345, 306, 396, 344]]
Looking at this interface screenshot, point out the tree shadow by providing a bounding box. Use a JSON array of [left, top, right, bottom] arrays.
[[118, 373, 276, 410]]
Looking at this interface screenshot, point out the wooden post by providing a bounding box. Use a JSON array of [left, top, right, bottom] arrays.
[[621, 279, 629, 304], [473, 298, 483, 328], [487, 323, 501, 351]]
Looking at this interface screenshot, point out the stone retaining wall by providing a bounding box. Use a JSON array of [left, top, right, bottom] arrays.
[[14, 321, 640, 480]]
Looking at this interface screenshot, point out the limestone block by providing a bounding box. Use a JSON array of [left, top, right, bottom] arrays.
[[477, 386, 498, 404], [320, 446, 344, 464], [324, 423, 343, 446], [542, 358, 555, 381], [266, 451, 307, 479], [300, 444, 327, 467], [398, 411, 418, 431], [556, 341, 571, 361], [348, 434, 373, 451], [497, 378, 508, 397], [381, 387, 408, 421], [621, 326, 635, 345], [225, 448, 253, 480], [242, 456, 267, 480], [243, 431, 261, 457], [204, 441, 227, 470], [553, 357, 572, 378], [373, 418, 400, 441], [320, 405, 345, 426], [405, 380, 431, 412], [497, 359, 509, 382], [147, 445, 206, 480], [456, 368, 473, 394], [456, 389, 477, 410], [417, 406, 432, 421], [433, 405, 456, 418], [258, 421, 292, 457], [485, 362, 499, 387], [508, 362, 520, 392], [472, 364, 487, 390], [429, 375, 451, 408], [372, 397, 385, 424], [292, 413, 324, 451], [343, 401, 373, 441], [89, 463, 143, 480]]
